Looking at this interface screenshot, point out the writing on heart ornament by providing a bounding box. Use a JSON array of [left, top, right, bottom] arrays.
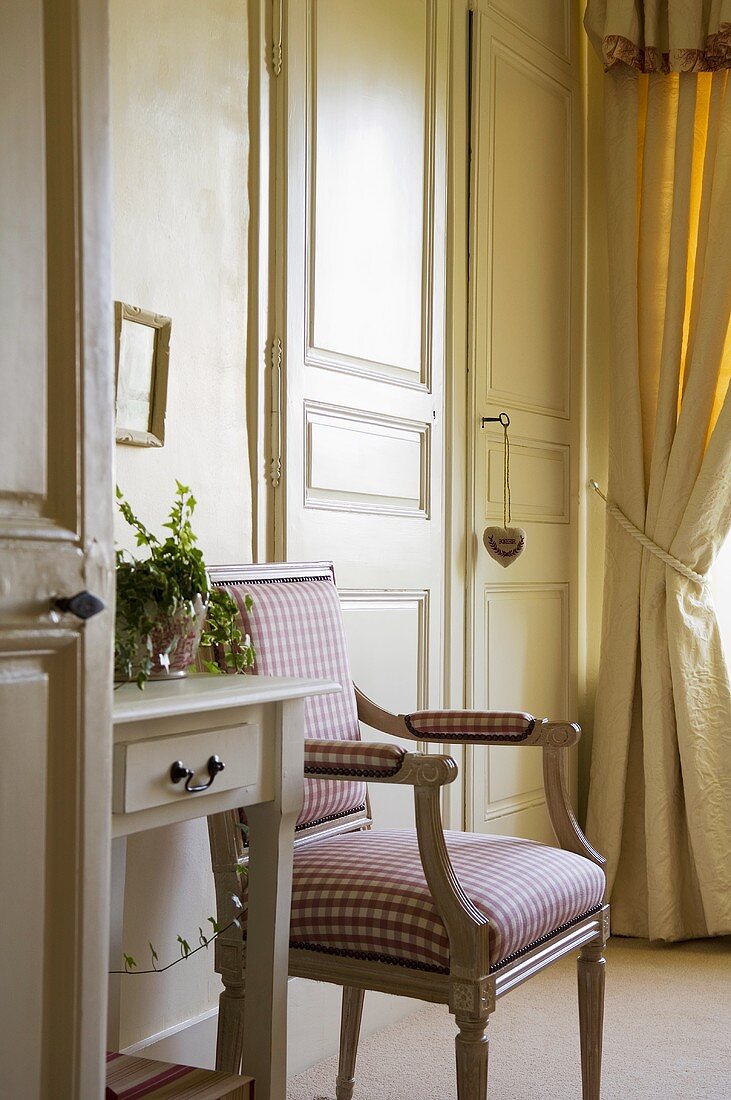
[[483, 525, 526, 567], [480, 410, 526, 568]]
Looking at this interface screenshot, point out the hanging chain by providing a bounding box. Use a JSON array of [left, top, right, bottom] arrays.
[[503, 420, 511, 529], [481, 411, 512, 528]]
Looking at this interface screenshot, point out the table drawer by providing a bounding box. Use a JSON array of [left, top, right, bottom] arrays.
[[113, 721, 261, 814]]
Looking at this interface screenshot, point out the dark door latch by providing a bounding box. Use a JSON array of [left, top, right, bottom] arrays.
[[54, 591, 105, 620]]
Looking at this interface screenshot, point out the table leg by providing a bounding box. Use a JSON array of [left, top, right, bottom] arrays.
[[107, 835, 127, 1050], [240, 698, 305, 1100]]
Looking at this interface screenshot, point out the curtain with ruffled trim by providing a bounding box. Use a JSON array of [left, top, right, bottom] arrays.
[[585, 67, 731, 940], [585, 1, 731, 72]]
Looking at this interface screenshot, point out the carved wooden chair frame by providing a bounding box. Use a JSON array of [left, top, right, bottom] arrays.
[[206, 561, 608, 1100]]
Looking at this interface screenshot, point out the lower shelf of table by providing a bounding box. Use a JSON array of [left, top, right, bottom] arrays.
[[105, 1051, 254, 1099]]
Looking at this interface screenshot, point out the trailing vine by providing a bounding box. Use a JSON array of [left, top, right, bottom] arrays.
[[111, 872, 248, 977]]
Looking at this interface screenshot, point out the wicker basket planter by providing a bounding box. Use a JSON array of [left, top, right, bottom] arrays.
[[114, 595, 207, 683]]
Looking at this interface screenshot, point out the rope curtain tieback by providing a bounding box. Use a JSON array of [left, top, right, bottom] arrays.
[[589, 480, 707, 586]]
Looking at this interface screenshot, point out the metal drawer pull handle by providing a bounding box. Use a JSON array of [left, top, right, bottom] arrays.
[[170, 755, 225, 793]]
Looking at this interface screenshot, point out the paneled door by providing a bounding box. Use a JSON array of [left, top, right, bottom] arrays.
[[0, 1, 113, 1096], [466, 2, 584, 841], [277, 0, 450, 828]]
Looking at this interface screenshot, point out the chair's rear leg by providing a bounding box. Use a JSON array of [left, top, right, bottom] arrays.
[[216, 978, 245, 1074], [455, 1013, 490, 1100], [335, 986, 365, 1100], [577, 943, 606, 1099]]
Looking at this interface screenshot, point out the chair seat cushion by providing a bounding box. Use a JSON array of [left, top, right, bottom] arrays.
[[282, 829, 605, 972]]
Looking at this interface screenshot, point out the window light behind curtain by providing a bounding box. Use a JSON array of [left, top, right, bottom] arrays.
[[583, 1, 731, 943]]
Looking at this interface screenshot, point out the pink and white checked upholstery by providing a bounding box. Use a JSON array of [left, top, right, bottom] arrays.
[[105, 1052, 253, 1099], [405, 710, 535, 742], [304, 738, 405, 778], [239, 829, 605, 972], [221, 577, 367, 831]]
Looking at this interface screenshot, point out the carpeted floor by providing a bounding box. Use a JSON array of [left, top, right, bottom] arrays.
[[287, 936, 731, 1099]]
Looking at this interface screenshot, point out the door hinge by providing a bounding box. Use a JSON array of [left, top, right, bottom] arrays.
[[272, 0, 283, 76], [269, 337, 283, 487]]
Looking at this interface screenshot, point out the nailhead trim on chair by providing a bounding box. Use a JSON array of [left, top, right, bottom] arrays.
[[288, 940, 450, 974], [304, 764, 403, 778], [238, 803, 368, 847], [212, 575, 331, 586], [294, 804, 368, 833], [488, 903, 605, 972]]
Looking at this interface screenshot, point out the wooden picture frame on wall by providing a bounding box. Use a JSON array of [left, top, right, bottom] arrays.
[[114, 301, 171, 447]]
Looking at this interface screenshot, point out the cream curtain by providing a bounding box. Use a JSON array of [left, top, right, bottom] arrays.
[[586, 67, 731, 939], [585, 0, 731, 72]]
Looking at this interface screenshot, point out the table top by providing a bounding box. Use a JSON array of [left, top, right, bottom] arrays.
[[113, 673, 341, 725]]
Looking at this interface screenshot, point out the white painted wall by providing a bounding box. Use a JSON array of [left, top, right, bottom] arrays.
[[109, 0, 250, 1047]]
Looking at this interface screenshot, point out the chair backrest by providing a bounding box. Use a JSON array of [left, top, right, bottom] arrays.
[[207, 561, 370, 841]]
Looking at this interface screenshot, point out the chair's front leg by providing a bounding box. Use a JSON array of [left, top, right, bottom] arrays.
[[454, 1012, 491, 1100], [336, 986, 365, 1100], [577, 941, 606, 1100], [216, 977, 245, 1074]]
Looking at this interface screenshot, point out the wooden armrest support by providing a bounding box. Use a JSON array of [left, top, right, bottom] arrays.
[[543, 747, 605, 867], [303, 738, 457, 788]]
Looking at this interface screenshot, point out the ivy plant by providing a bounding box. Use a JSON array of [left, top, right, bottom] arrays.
[[199, 585, 254, 677], [115, 481, 254, 687]]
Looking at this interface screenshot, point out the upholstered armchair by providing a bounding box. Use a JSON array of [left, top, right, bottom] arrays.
[[206, 562, 608, 1100]]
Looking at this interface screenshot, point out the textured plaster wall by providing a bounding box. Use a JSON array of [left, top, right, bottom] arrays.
[[110, 0, 250, 1046]]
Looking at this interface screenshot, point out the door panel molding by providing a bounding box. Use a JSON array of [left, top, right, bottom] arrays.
[[471, 582, 569, 833], [486, 0, 571, 64], [304, 401, 431, 518], [483, 432, 570, 524], [482, 39, 574, 420], [481, 581, 570, 721], [305, 0, 438, 391], [340, 589, 430, 714]]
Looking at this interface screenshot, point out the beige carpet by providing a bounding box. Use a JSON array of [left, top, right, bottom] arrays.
[[287, 937, 730, 1099]]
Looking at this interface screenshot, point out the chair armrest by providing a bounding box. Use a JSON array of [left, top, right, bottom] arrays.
[[303, 738, 457, 788], [355, 686, 581, 747], [354, 687, 603, 868]]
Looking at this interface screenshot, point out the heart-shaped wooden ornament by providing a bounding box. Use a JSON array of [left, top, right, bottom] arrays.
[[483, 526, 526, 568]]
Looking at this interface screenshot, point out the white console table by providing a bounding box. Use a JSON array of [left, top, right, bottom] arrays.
[[110, 674, 338, 1100]]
